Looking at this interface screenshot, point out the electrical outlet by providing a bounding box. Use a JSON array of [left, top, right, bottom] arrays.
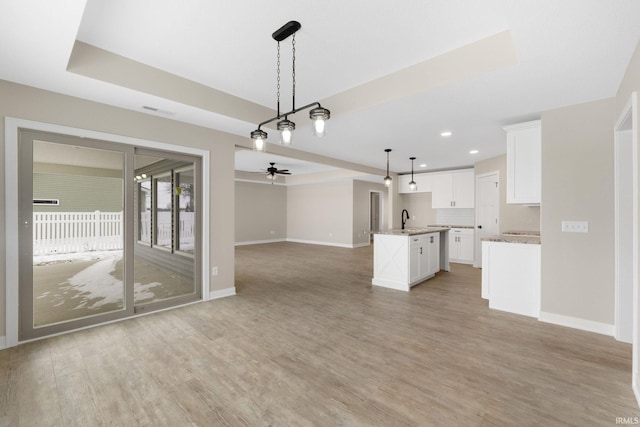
[[270, 230, 275, 235], [561, 221, 588, 233], [212, 266, 219, 276]]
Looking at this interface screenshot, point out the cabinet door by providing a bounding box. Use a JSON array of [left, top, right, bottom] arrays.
[[506, 121, 541, 204], [414, 174, 432, 192], [431, 173, 453, 208], [398, 175, 414, 194], [458, 233, 475, 262], [448, 232, 459, 260], [452, 171, 475, 208], [428, 233, 440, 275], [409, 238, 421, 282]]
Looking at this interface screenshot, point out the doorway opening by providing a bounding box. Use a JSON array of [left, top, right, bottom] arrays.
[[370, 191, 382, 242]]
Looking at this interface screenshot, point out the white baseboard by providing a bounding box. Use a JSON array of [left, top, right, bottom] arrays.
[[286, 238, 362, 248], [209, 287, 236, 300], [352, 242, 371, 248], [235, 239, 286, 246], [371, 278, 410, 292], [538, 311, 615, 336], [0, 336, 6, 350]]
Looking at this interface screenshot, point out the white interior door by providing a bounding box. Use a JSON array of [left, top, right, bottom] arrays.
[[475, 172, 500, 267]]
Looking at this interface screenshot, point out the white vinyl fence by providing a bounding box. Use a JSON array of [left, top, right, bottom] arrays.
[[33, 211, 195, 255], [33, 211, 123, 255]]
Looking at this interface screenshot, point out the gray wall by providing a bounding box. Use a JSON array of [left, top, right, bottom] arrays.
[[399, 192, 437, 228], [287, 180, 353, 246], [353, 179, 388, 246], [541, 98, 616, 324], [0, 80, 237, 337], [474, 154, 541, 233], [235, 181, 287, 243]]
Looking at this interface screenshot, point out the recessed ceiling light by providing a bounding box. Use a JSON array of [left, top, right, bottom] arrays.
[[440, 131, 452, 137], [419, 163, 427, 168], [469, 150, 479, 154]]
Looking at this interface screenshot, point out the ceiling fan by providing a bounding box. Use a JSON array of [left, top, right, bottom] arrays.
[[264, 162, 291, 180]]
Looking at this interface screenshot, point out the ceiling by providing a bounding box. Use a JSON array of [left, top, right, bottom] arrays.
[[2, 0, 640, 176]]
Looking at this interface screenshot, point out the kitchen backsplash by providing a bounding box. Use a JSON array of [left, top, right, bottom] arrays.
[[436, 208, 474, 226]]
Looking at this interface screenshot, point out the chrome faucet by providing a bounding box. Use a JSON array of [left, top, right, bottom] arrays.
[[401, 209, 410, 230]]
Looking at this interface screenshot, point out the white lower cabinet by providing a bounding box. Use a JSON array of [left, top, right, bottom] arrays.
[[448, 228, 474, 264], [410, 233, 440, 283], [481, 240, 540, 318]]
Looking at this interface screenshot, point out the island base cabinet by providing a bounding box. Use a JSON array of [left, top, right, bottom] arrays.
[[481, 241, 540, 318], [373, 232, 445, 292]]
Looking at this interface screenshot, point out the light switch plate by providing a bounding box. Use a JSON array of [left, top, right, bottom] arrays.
[[561, 221, 588, 233]]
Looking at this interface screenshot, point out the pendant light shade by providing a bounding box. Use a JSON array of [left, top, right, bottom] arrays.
[[251, 129, 268, 152], [384, 149, 392, 187], [409, 157, 417, 191], [249, 21, 330, 149], [277, 118, 295, 145], [310, 106, 330, 137]]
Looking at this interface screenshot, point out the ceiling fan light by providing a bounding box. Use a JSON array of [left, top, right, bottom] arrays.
[[251, 129, 268, 152], [309, 107, 330, 137], [409, 180, 417, 190], [277, 119, 295, 145], [384, 176, 392, 187]]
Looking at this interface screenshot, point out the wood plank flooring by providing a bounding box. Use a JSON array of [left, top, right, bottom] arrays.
[[1, 241, 639, 426]]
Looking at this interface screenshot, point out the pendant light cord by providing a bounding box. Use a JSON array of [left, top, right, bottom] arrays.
[[292, 33, 296, 111], [276, 41, 281, 116]]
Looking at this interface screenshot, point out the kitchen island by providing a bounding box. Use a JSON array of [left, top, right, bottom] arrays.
[[372, 227, 450, 291]]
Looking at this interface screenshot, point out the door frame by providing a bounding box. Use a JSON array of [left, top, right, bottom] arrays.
[[613, 92, 639, 405], [474, 171, 500, 268], [4, 117, 211, 348], [614, 94, 636, 344]]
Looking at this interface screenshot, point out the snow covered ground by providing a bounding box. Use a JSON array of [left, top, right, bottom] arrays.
[[35, 250, 160, 310]]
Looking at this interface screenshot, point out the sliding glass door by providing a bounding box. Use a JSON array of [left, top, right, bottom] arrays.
[[18, 130, 201, 340], [133, 150, 201, 312]]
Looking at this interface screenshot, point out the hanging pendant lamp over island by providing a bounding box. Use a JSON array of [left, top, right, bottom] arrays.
[[409, 157, 417, 191], [384, 149, 393, 187], [250, 21, 331, 152]]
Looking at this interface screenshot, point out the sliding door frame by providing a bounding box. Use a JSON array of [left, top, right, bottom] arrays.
[[4, 117, 210, 348]]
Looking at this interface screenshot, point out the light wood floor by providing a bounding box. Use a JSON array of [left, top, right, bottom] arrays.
[[2, 242, 639, 426]]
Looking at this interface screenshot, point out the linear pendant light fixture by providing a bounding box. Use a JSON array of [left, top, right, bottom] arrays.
[[384, 149, 392, 187], [409, 157, 417, 190], [251, 21, 331, 152]]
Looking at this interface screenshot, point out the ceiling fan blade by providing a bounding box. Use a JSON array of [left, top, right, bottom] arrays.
[[277, 171, 292, 175]]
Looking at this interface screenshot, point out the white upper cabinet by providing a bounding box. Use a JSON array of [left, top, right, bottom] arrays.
[[503, 120, 541, 205], [398, 173, 432, 194], [431, 170, 475, 208]]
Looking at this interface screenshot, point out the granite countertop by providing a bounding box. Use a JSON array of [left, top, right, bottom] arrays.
[[374, 227, 451, 236], [482, 234, 541, 244], [503, 230, 540, 236], [427, 224, 475, 229]]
